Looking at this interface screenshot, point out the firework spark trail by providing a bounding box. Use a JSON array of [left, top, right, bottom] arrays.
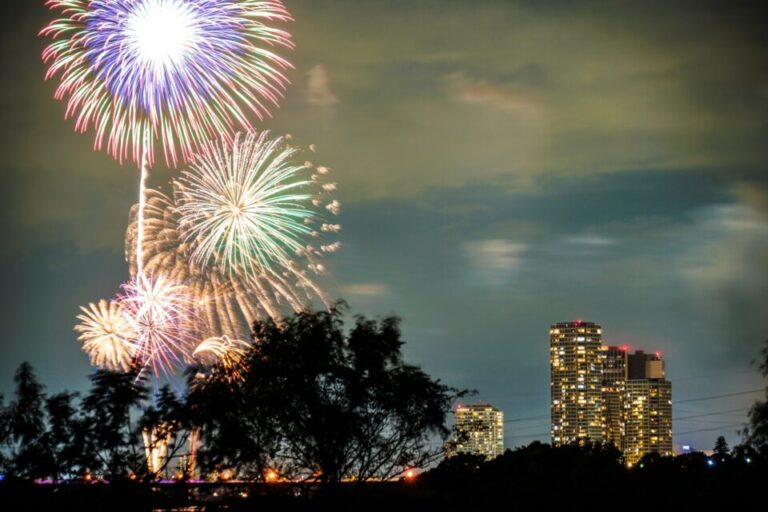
[[137, 136, 150, 277], [41, 0, 295, 277]]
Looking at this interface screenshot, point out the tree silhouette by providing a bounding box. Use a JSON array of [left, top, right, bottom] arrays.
[[1, 362, 53, 479], [253, 304, 464, 484], [744, 337, 768, 451], [186, 358, 281, 480], [713, 436, 730, 462], [43, 392, 79, 479], [192, 303, 465, 484], [138, 385, 189, 479], [81, 367, 149, 479]]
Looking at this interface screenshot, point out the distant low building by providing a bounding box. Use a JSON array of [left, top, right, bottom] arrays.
[[449, 403, 504, 460]]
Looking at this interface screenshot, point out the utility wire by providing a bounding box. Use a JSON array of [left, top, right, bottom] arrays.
[[673, 423, 745, 436], [675, 389, 764, 404]]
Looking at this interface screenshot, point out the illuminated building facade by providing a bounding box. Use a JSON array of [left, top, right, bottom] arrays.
[[623, 351, 673, 466], [550, 321, 604, 445], [451, 403, 504, 460], [550, 323, 673, 465], [601, 345, 628, 449]]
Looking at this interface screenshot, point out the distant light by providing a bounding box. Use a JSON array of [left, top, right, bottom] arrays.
[[404, 469, 416, 480], [639, 463, 644, 469], [265, 469, 279, 483], [682, 445, 691, 452], [0, 474, 4, 481], [746, 457, 752, 464], [707, 459, 715, 467]]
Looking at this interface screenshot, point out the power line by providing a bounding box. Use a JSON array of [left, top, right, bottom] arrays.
[[506, 431, 549, 440], [674, 423, 745, 436], [504, 414, 549, 424], [672, 369, 757, 383], [675, 389, 764, 404], [499, 389, 762, 423], [673, 408, 748, 421]]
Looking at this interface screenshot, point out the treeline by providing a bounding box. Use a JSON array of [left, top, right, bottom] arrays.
[[0, 305, 465, 483], [418, 439, 767, 511]]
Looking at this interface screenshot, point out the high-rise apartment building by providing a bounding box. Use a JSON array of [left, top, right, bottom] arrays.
[[624, 351, 673, 466], [550, 324, 673, 466], [450, 403, 504, 460], [550, 321, 604, 445], [601, 345, 628, 449]]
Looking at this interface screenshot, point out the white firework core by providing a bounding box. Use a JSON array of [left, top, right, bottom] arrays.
[[125, 0, 200, 71]]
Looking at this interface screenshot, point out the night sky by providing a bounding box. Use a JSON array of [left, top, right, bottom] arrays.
[[1, 1, 767, 452]]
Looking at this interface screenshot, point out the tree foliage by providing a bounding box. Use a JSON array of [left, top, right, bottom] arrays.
[[744, 337, 768, 451], [192, 303, 465, 483], [0, 362, 52, 479]]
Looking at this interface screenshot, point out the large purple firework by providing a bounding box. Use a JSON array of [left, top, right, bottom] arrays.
[[42, 0, 295, 286], [41, 0, 294, 167]]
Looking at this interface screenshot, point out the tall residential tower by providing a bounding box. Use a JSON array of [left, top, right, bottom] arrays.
[[550, 321, 604, 445], [550, 323, 672, 465], [624, 351, 673, 466]]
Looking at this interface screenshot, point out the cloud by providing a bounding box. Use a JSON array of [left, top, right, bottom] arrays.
[[464, 239, 527, 285], [678, 202, 768, 290], [266, 0, 768, 198], [304, 64, 340, 106], [562, 235, 617, 247], [445, 72, 540, 114], [340, 282, 390, 297]]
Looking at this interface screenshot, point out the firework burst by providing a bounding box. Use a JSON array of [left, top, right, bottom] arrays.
[[193, 336, 251, 381], [75, 300, 137, 372], [40, 0, 294, 166], [126, 181, 335, 338], [175, 131, 340, 282], [119, 273, 199, 376]]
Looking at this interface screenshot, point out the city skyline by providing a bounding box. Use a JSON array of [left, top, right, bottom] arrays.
[[1, 0, 767, 456]]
